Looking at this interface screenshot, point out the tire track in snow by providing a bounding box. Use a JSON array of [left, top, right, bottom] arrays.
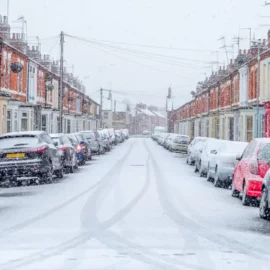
[[145, 140, 270, 265], [0, 141, 149, 269], [80, 150, 208, 270]]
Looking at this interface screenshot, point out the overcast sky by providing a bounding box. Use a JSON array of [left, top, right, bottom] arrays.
[[1, 0, 270, 108]]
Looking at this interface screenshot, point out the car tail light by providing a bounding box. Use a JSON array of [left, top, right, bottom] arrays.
[[28, 145, 48, 153], [61, 146, 68, 151], [250, 159, 259, 175]]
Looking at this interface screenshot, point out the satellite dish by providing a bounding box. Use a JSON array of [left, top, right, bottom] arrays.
[[10, 62, 23, 73]]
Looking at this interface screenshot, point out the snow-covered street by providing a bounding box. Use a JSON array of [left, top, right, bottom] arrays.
[[0, 138, 270, 270]]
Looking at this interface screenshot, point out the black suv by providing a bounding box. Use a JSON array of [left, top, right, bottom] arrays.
[[0, 131, 63, 186]]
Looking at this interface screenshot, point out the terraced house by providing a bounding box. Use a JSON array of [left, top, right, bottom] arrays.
[[0, 15, 100, 135], [171, 30, 270, 142]]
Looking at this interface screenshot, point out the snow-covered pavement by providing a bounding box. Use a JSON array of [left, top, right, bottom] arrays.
[[0, 138, 270, 270]]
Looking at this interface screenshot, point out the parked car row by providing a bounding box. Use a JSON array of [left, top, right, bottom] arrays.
[[185, 136, 270, 221], [152, 132, 190, 153], [153, 133, 270, 221], [0, 128, 129, 187]]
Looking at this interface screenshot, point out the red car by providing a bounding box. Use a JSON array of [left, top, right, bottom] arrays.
[[231, 138, 270, 205]]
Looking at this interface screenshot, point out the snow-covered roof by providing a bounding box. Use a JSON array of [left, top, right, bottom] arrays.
[[138, 108, 156, 116], [152, 111, 165, 118]]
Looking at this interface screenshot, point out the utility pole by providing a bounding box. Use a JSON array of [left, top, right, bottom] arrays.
[[114, 100, 116, 129], [100, 88, 103, 128], [256, 45, 261, 138], [59, 31, 64, 133]]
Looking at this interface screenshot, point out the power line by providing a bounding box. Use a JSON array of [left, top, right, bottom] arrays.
[[65, 34, 220, 53], [66, 34, 217, 65], [67, 36, 197, 79]]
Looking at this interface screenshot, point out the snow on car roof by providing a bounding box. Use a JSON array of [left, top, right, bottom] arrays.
[[254, 138, 270, 143], [49, 133, 64, 137], [0, 131, 46, 138]]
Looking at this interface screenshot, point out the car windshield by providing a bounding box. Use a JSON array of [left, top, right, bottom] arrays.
[[0, 136, 38, 149], [258, 143, 270, 161], [68, 134, 79, 144], [51, 137, 60, 145], [81, 132, 94, 139]]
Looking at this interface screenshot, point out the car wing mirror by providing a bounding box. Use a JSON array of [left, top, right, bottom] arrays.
[[236, 153, 242, 161], [53, 141, 58, 147], [210, 150, 217, 154]]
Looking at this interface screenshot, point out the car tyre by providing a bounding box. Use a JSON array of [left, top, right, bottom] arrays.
[[199, 161, 205, 177], [55, 168, 64, 179], [206, 165, 212, 182], [242, 182, 251, 206], [260, 188, 270, 220], [231, 178, 240, 197]]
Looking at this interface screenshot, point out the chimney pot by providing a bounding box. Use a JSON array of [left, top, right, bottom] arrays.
[[243, 49, 247, 54], [239, 49, 242, 55], [32, 45, 35, 51], [12, 33, 15, 39]]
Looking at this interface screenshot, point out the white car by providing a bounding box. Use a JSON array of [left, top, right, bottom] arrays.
[[157, 133, 168, 145], [194, 138, 228, 177], [187, 137, 207, 165], [170, 135, 190, 153], [207, 141, 248, 187]]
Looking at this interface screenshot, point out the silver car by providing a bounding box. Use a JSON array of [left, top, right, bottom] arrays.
[[80, 130, 103, 155], [207, 141, 248, 188]]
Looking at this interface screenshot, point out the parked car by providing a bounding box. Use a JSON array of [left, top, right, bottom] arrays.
[[232, 138, 270, 206], [164, 134, 176, 150], [142, 130, 150, 135], [157, 133, 168, 146], [207, 141, 248, 187], [108, 128, 117, 145], [75, 133, 92, 160], [115, 130, 124, 143], [0, 131, 63, 186], [122, 129, 129, 139], [170, 135, 190, 153], [260, 165, 270, 220], [67, 134, 88, 165], [98, 130, 111, 151], [186, 137, 207, 165], [115, 130, 125, 143], [80, 130, 102, 155], [194, 138, 230, 177], [50, 133, 77, 173]]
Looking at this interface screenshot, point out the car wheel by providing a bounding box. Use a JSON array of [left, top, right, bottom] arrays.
[[55, 168, 64, 179], [199, 161, 205, 177], [242, 182, 251, 206], [42, 166, 53, 184], [194, 164, 198, 173], [69, 165, 75, 173], [231, 177, 240, 197], [213, 168, 221, 187], [260, 188, 270, 220], [206, 165, 212, 182]]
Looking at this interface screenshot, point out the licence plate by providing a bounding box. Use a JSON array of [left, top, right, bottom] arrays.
[[6, 153, 25, 159]]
